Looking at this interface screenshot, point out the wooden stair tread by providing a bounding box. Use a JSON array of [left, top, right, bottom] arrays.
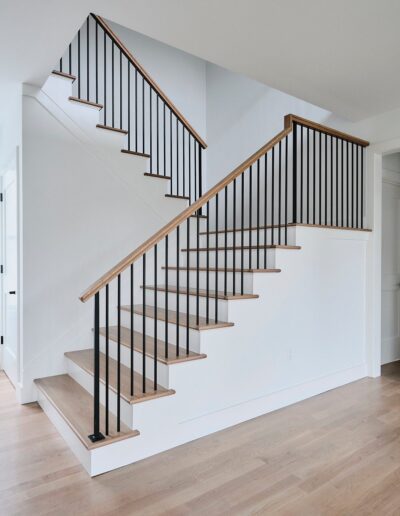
[[52, 70, 76, 81], [182, 244, 301, 252], [34, 374, 139, 450], [165, 194, 190, 200], [121, 149, 151, 158], [199, 222, 371, 235], [162, 266, 281, 273], [65, 349, 174, 404], [142, 284, 258, 301], [144, 173, 171, 180], [99, 325, 207, 364], [96, 124, 128, 134], [68, 96, 103, 109], [121, 305, 234, 331]]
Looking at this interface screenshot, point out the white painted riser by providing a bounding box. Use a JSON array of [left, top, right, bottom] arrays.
[[185, 248, 278, 268], [198, 227, 296, 247], [160, 270, 255, 293], [99, 336, 171, 387], [142, 288, 232, 320]]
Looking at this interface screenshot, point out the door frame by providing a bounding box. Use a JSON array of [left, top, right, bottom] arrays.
[[366, 137, 400, 377], [0, 146, 22, 398]]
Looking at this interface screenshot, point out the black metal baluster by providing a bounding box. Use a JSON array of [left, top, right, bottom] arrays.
[[256, 160, 260, 268], [196, 213, 200, 325], [117, 274, 121, 432], [186, 219, 190, 354], [112, 42, 114, 127], [272, 147, 275, 244], [154, 245, 158, 389], [356, 145, 359, 228], [300, 125, 303, 223], [224, 186, 228, 295], [341, 139, 344, 227], [194, 143, 197, 202], [165, 236, 169, 358], [325, 133, 328, 225], [313, 130, 316, 224], [285, 135, 288, 244], [88, 292, 105, 443], [135, 69, 138, 150], [206, 201, 210, 321], [119, 51, 122, 130], [278, 142, 282, 244], [130, 265, 134, 396], [69, 43, 72, 76], [150, 89, 152, 172], [127, 63, 130, 150], [103, 33, 107, 129], [199, 146, 203, 202], [95, 20, 98, 104], [330, 136, 333, 225], [170, 111, 173, 194], [157, 96, 160, 174], [142, 254, 146, 393], [163, 104, 166, 176], [264, 153, 268, 268], [183, 128, 186, 198], [319, 132, 322, 225], [233, 183, 237, 293], [307, 128, 310, 224], [293, 122, 297, 223], [142, 77, 145, 153], [105, 284, 109, 435], [86, 17, 89, 101], [215, 194, 219, 322], [361, 147, 364, 229], [249, 166, 253, 267], [176, 226, 180, 356], [351, 143, 354, 228], [346, 141, 349, 227], [78, 29, 81, 98], [336, 138, 339, 226], [176, 118, 179, 196], [241, 174, 245, 293]]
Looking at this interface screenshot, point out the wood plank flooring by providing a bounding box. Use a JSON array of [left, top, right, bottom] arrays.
[[2, 364, 400, 515]]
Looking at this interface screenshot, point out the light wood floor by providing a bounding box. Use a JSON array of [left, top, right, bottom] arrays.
[[2, 365, 400, 515]]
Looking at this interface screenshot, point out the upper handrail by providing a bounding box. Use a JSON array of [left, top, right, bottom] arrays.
[[80, 114, 369, 302], [285, 114, 369, 147], [92, 13, 207, 149]]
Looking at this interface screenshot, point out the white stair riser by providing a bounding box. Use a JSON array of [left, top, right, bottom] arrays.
[[66, 357, 133, 427], [99, 336, 170, 387], [121, 311, 203, 350], [198, 226, 296, 247], [142, 288, 230, 320], [184, 248, 277, 268], [162, 269, 255, 292]]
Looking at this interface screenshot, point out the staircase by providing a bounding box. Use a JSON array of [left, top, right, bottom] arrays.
[[34, 13, 371, 476]]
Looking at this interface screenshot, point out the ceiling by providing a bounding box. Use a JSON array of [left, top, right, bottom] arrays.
[[2, 0, 400, 121]]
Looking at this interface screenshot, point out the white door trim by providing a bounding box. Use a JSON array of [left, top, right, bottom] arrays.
[[366, 137, 400, 377], [0, 146, 22, 399]]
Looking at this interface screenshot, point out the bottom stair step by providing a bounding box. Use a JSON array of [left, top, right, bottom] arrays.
[[34, 374, 139, 450], [65, 349, 175, 404]]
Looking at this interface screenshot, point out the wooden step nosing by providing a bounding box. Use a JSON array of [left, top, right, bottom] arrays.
[[96, 124, 128, 135], [98, 326, 207, 365], [121, 149, 151, 158], [68, 96, 103, 109], [182, 245, 301, 252], [65, 350, 175, 404], [121, 305, 234, 331], [161, 266, 281, 273], [144, 173, 171, 180], [141, 285, 259, 301], [51, 70, 76, 81], [165, 194, 190, 201]]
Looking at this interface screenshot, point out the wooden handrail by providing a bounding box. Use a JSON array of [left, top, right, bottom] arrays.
[[91, 14, 207, 149], [284, 114, 369, 147], [80, 114, 368, 302]]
